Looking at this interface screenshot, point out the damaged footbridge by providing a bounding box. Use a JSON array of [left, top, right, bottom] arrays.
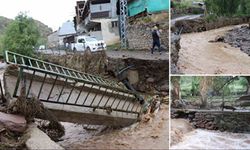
[[3, 51, 144, 126]]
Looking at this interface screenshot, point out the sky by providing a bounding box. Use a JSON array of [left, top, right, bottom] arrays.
[[0, 0, 82, 31]]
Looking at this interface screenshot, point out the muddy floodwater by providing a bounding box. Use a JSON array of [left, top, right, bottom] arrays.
[[59, 105, 169, 149], [171, 129, 250, 149], [178, 24, 250, 74], [171, 119, 250, 149]]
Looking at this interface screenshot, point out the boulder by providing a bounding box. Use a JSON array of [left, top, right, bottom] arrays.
[[26, 124, 64, 150], [0, 112, 26, 132]]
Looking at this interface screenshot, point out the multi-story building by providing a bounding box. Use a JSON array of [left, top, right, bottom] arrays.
[[74, 0, 119, 45]]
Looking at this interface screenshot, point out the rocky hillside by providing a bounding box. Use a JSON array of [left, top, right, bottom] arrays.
[[0, 16, 52, 42], [0, 16, 12, 35]]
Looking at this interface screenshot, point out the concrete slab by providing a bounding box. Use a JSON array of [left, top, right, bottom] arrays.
[[4, 66, 142, 126]]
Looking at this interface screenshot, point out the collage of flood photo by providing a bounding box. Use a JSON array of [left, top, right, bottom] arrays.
[[171, 0, 250, 149], [0, 0, 249, 149]]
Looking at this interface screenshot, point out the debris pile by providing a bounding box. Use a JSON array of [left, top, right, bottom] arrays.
[[224, 25, 250, 56], [7, 79, 65, 141]]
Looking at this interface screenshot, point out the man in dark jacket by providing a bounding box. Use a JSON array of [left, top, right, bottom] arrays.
[[151, 25, 161, 54]]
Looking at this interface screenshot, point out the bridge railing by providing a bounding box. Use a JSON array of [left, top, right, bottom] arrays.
[[4, 50, 143, 116]]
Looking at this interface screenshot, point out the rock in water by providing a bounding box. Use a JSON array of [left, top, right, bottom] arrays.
[[0, 112, 26, 132]]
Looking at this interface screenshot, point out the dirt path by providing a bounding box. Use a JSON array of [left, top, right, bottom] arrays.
[[63, 104, 169, 149], [178, 25, 250, 74]]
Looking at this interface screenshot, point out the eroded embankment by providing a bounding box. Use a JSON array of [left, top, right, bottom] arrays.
[[38, 51, 169, 95], [171, 33, 181, 74], [173, 17, 250, 34]]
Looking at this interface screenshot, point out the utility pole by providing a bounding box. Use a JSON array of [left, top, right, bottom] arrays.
[[119, 0, 128, 49]]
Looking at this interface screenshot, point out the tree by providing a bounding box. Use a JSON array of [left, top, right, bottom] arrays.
[[205, 0, 250, 17], [199, 76, 213, 108], [171, 76, 181, 106], [3, 12, 40, 56]]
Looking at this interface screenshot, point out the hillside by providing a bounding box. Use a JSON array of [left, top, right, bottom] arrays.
[[0, 16, 12, 35], [0, 16, 52, 45]]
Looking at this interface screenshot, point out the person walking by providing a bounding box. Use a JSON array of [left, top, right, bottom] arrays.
[[151, 25, 161, 54]]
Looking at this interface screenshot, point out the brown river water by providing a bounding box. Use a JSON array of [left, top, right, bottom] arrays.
[[171, 119, 250, 149], [178, 24, 250, 74], [58, 105, 169, 149]]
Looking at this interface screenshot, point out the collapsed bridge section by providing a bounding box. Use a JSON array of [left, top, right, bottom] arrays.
[[4, 51, 143, 126]]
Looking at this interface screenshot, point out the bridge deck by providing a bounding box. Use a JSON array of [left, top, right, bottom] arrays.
[[4, 51, 143, 126]]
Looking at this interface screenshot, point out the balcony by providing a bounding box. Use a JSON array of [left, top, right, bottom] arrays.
[[90, 3, 112, 19]]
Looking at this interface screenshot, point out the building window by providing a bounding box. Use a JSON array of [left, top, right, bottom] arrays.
[[111, 21, 118, 28]]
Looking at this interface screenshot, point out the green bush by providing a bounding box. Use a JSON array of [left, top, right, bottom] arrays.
[[3, 12, 40, 56]]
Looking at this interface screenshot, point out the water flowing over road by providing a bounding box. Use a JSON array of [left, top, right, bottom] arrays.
[[178, 25, 250, 74]]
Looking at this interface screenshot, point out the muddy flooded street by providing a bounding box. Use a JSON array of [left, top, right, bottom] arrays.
[[171, 119, 250, 149], [60, 104, 169, 149], [178, 24, 250, 74]]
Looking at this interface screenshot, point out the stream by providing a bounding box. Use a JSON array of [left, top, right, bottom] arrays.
[[178, 24, 250, 74]]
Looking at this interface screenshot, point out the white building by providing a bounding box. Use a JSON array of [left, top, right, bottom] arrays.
[[74, 0, 119, 45]]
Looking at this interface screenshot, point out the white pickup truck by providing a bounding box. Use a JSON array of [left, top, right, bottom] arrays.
[[71, 36, 107, 52]]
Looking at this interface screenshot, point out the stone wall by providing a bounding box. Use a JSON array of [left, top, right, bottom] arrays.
[[172, 109, 250, 133], [127, 22, 169, 51], [193, 111, 250, 133]]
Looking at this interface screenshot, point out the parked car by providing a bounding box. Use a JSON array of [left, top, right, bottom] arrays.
[[71, 36, 107, 52]]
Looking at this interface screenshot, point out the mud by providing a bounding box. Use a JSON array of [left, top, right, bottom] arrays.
[[38, 51, 107, 76], [170, 119, 193, 146], [177, 25, 250, 74], [39, 51, 169, 94], [61, 104, 169, 149], [224, 25, 250, 56]]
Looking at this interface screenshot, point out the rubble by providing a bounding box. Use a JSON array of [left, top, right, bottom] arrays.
[[224, 25, 250, 56], [25, 123, 64, 150]]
